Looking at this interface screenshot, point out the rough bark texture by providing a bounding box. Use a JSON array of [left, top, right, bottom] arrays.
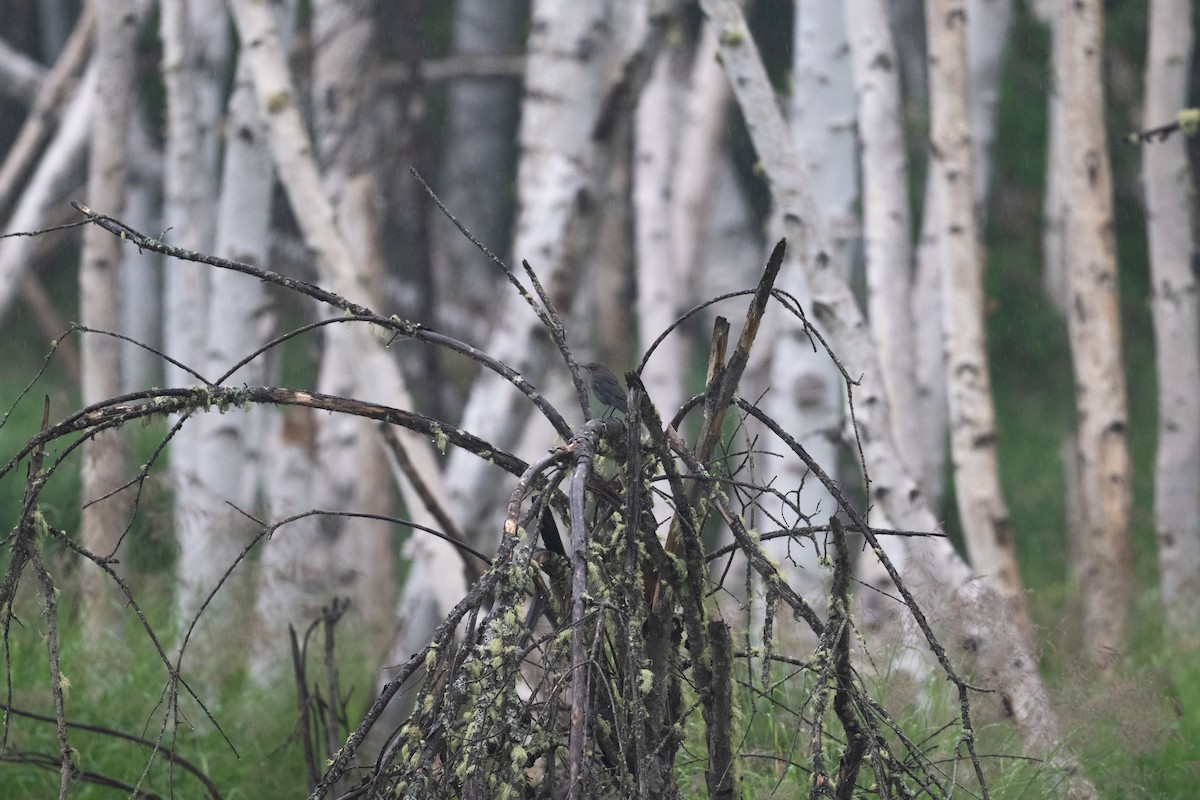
[[79, 0, 137, 641], [1143, 0, 1200, 640], [1059, 0, 1133, 667], [926, 0, 1025, 603]]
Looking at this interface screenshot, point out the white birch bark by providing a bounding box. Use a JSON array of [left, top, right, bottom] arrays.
[[1059, 0, 1133, 667], [846, 0, 924, 604], [0, 2, 93, 222], [432, 0, 522, 352], [444, 0, 616, 537], [225, 0, 463, 677], [671, 18, 732, 314], [79, 0, 137, 641], [635, 49, 687, 416], [252, 410, 329, 681], [308, 0, 395, 654], [846, 0, 918, 476], [163, 0, 234, 632], [966, 0, 1013, 211], [160, 0, 226, 387], [926, 0, 1025, 602], [208, 42, 284, 669], [698, 1, 1095, 788], [1042, 3, 1069, 312], [757, 0, 857, 606], [0, 65, 93, 321], [1142, 0, 1200, 640]]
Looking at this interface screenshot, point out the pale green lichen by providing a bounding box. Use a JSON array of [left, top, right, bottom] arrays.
[[430, 424, 449, 454], [266, 91, 290, 113], [1178, 108, 1200, 137]]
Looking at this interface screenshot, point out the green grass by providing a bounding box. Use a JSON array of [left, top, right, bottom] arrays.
[[2, 598, 316, 798]]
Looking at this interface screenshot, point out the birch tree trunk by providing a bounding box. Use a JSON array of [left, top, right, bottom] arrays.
[[309, 0, 395, 654], [1042, 2, 1069, 312], [0, 65, 93, 321], [634, 47, 687, 416], [163, 0, 234, 632], [846, 0, 918, 481], [966, 0, 1013, 212], [432, 0, 522, 368], [78, 0, 137, 642], [1142, 0, 1200, 641], [926, 0, 1025, 603], [1059, 0, 1133, 668], [443, 0, 616, 542], [757, 0, 857, 609], [207, 25, 288, 674], [225, 0, 463, 687], [698, 2, 1096, 789]]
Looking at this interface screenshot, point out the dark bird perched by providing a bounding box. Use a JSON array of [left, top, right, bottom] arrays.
[[582, 362, 627, 415]]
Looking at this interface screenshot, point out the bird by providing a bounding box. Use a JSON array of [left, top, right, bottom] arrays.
[[581, 362, 627, 415]]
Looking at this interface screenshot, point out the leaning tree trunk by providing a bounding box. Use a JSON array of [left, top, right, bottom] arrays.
[[1142, 0, 1200, 642], [1059, 0, 1133, 668]]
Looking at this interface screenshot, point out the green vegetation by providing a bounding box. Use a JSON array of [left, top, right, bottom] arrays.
[[0, 592, 316, 798]]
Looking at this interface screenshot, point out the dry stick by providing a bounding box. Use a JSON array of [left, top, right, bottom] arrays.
[[379, 424, 483, 582], [566, 419, 613, 798], [32, 557, 70, 800], [648, 238, 787, 605], [0, 386, 529, 485], [829, 518, 868, 799], [634, 381, 766, 794], [735, 398, 991, 788], [706, 619, 736, 798], [289, 624, 321, 791], [70, 203, 574, 439], [3, 704, 223, 798], [0, 397, 51, 750]]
